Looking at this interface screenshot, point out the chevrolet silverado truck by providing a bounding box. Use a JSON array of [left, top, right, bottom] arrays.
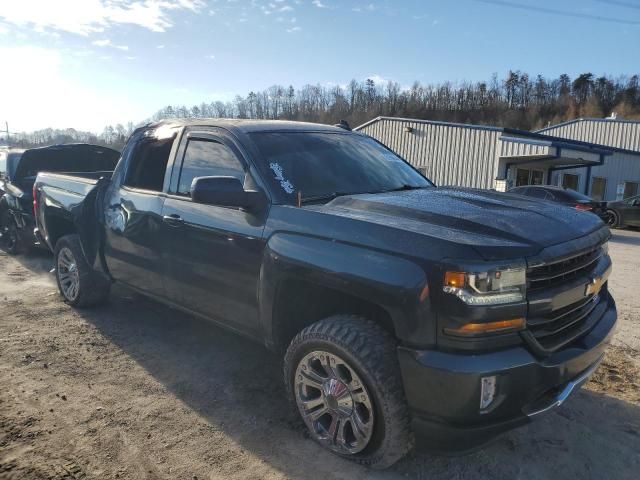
[[0, 144, 119, 254], [33, 120, 616, 468]]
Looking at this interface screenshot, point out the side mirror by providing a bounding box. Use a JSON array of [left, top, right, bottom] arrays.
[[191, 176, 266, 210], [632, 199, 640, 207]]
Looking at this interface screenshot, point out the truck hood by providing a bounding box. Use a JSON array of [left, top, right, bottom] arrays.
[[316, 187, 605, 260]]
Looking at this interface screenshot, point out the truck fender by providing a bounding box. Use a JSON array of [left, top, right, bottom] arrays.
[[258, 232, 431, 349]]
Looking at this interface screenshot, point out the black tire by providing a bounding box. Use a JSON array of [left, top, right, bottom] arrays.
[[4, 221, 24, 255], [54, 234, 111, 308], [604, 209, 622, 228], [284, 315, 413, 469]]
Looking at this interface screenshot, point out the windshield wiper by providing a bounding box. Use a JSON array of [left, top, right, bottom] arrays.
[[300, 191, 355, 204], [382, 184, 429, 193], [300, 185, 429, 204]]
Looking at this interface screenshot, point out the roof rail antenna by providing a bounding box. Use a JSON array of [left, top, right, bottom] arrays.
[[335, 120, 352, 131]]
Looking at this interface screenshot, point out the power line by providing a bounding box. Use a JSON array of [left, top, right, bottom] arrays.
[[470, 0, 640, 25], [595, 0, 640, 10]]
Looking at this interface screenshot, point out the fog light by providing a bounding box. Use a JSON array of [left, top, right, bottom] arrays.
[[480, 376, 497, 411]]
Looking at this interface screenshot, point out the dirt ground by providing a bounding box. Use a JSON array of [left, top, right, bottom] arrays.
[[1, 231, 639, 480]]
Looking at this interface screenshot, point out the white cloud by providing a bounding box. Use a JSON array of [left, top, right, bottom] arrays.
[[366, 74, 390, 85], [205, 54, 216, 59], [0, 24, 8, 35], [312, 0, 327, 8], [156, 44, 165, 48], [0, 0, 205, 36], [279, 5, 293, 11], [352, 4, 376, 12], [92, 38, 129, 50], [286, 25, 301, 32]]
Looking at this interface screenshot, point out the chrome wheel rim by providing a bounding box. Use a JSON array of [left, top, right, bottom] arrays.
[[294, 351, 374, 455], [605, 211, 617, 227], [57, 247, 80, 301]]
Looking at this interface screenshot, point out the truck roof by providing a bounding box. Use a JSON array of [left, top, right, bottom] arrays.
[[147, 118, 352, 134]]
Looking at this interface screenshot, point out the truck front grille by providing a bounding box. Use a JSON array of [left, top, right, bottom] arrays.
[[525, 245, 606, 354], [527, 247, 602, 293], [527, 294, 602, 351]]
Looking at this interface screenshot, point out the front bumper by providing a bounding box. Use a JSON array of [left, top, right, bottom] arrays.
[[397, 291, 616, 453]]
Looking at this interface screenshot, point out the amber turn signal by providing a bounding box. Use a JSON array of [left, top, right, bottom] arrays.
[[444, 318, 525, 337], [444, 271, 466, 288]]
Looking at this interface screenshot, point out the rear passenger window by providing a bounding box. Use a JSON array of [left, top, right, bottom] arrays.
[[177, 139, 245, 196], [124, 134, 175, 192]]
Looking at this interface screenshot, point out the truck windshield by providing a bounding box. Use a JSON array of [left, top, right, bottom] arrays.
[[249, 132, 433, 204]]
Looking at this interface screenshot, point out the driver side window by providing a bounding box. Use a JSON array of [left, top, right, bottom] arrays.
[[177, 139, 245, 197]]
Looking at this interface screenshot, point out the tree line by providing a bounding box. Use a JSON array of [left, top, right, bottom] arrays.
[[152, 71, 640, 131], [4, 71, 639, 151], [3, 123, 136, 152]]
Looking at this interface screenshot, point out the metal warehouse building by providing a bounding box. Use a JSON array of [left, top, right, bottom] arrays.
[[538, 118, 640, 201], [356, 117, 640, 201]]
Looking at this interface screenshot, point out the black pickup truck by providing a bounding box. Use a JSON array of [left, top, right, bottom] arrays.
[[0, 144, 119, 253], [33, 120, 616, 468]]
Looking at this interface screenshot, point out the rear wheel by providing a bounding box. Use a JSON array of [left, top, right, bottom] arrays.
[[4, 222, 24, 255], [54, 234, 110, 307], [284, 315, 413, 469], [604, 209, 621, 228]]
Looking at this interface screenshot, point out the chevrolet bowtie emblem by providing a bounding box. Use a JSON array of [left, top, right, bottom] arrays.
[[585, 275, 605, 297]]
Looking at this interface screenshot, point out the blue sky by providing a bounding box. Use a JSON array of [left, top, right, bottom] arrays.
[[0, 0, 639, 132]]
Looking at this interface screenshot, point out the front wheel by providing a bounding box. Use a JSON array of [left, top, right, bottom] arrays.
[[284, 315, 413, 469], [54, 234, 111, 307]]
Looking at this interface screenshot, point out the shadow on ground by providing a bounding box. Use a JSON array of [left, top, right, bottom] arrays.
[[2, 244, 639, 479], [0, 246, 53, 273], [610, 229, 640, 247], [69, 285, 640, 479]]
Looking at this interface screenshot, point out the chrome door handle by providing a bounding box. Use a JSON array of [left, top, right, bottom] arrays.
[[162, 214, 184, 226]]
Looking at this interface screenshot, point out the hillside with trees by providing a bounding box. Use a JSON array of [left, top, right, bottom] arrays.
[[3, 123, 135, 152], [151, 71, 640, 130], [5, 71, 639, 151]]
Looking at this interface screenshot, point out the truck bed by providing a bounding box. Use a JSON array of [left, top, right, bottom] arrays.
[[36, 171, 112, 196]]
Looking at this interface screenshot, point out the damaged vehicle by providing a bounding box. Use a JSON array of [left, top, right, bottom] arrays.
[[33, 120, 616, 468], [0, 144, 119, 254]]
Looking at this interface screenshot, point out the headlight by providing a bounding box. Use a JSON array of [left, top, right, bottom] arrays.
[[443, 267, 526, 306]]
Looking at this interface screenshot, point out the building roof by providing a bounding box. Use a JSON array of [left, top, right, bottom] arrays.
[[356, 116, 615, 156], [357, 116, 640, 159], [536, 117, 640, 154]]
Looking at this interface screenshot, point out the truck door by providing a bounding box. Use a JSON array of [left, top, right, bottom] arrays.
[[161, 129, 266, 336], [103, 131, 178, 298]]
